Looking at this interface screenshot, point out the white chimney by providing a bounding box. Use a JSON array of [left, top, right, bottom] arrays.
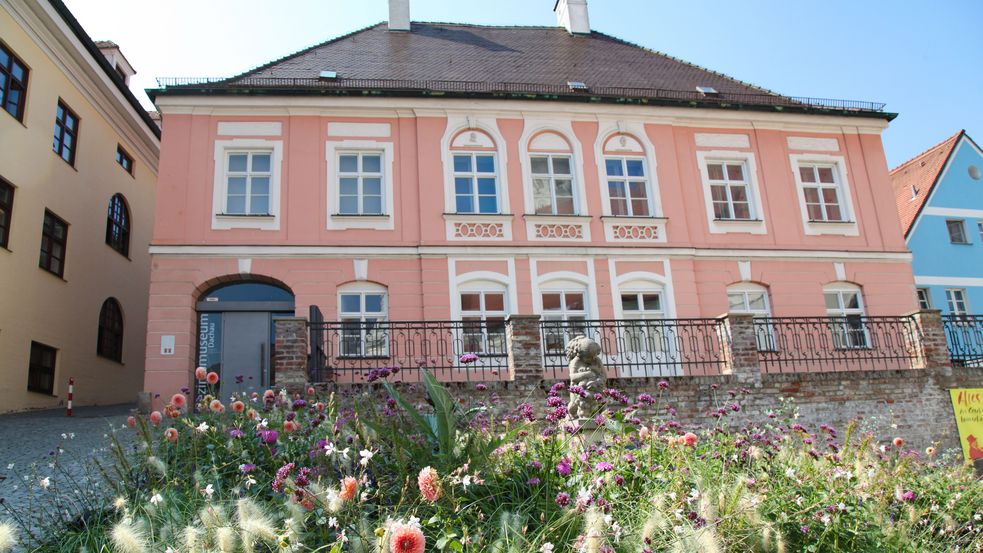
[[389, 0, 411, 31], [554, 0, 590, 35]]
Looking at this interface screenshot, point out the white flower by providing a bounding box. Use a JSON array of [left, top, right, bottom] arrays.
[[149, 493, 164, 505], [196, 422, 210, 433], [245, 476, 257, 489], [339, 447, 350, 460], [837, 502, 846, 511], [540, 543, 555, 553], [204, 484, 214, 498], [359, 449, 374, 467], [328, 517, 338, 528], [39, 477, 50, 489], [324, 442, 337, 455], [462, 475, 473, 488], [5, 464, 12, 470], [785, 468, 796, 478]]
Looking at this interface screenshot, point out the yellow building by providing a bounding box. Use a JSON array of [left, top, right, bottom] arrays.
[[0, 0, 159, 412]]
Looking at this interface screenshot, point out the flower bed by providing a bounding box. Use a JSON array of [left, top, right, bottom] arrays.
[[3, 369, 982, 552]]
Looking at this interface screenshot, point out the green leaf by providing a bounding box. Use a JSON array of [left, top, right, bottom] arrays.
[[422, 369, 458, 457], [383, 381, 437, 444]]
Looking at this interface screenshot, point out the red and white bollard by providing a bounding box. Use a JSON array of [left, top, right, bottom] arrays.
[[66, 377, 74, 417]]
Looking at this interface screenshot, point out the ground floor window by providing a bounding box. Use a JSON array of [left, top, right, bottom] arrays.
[[339, 288, 388, 357], [541, 290, 588, 350], [916, 288, 932, 310], [824, 286, 868, 349], [619, 291, 666, 353], [459, 291, 507, 354], [28, 341, 56, 395]]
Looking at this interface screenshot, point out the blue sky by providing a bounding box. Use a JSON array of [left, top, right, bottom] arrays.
[[63, 0, 982, 167]]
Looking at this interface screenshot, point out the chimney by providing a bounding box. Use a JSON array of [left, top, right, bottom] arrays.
[[554, 0, 590, 35], [389, 0, 411, 31]]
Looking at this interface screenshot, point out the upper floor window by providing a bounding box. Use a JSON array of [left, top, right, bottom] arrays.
[[454, 154, 498, 214], [706, 161, 754, 220], [28, 341, 56, 395], [39, 209, 68, 277], [115, 145, 134, 174], [0, 42, 29, 121], [531, 155, 575, 215], [97, 298, 124, 362], [224, 151, 272, 215], [605, 157, 650, 217], [947, 219, 969, 244], [0, 177, 13, 249], [338, 152, 384, 215], [916, 288, 932, 310], [339, 284, 387, 358], [946, 288, 969, 315], [53, 101, 80, 166], [105, 194, 130, 257], [824, 285, 867, 349], [798, 163, 847, 222]]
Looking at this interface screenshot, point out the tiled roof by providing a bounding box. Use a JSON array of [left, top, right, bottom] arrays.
[[889, 130, 963, 237], [153, 23, 891, 118]]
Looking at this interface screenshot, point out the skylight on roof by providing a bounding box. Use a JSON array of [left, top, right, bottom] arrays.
[[696, 86, 719, 96], [567, 81, 589, 91], [319, 71, 338, 79]]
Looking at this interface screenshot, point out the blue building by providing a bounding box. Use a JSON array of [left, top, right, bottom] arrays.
[[892, 130, 983, 315]]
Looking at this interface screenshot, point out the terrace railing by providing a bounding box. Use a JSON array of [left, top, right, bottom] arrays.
[[942, 315, 983, 366], [307, 319, 509, 383], [540, 318, 730, 379], [753, 316, 922, 373]]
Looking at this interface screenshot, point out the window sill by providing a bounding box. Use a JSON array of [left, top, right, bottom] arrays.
[[216, 213, 275, 219], [523, 214, 592, 219], [330, 214, 391, 220], [52, 150, 78, 171], [807, 219, 855, 225], [714, 218, 763, 223], [443, 213, 515, 218], [39, 267, 67, 282], [708, 218, 767, 235], [949, 242, 973, 246], [105, 243, 132, 261], [27, 388, 57, 397], [802, 219, 859, 236], [601, 215, 668, 222], [97, 354, 125, 366]]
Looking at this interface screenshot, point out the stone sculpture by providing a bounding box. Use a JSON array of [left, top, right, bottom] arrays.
[[566, 335, 607, 420]]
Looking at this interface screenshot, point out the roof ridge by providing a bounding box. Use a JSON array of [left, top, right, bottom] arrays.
[[890, 130, 964, 175], [230, 21, 387, 81], [411, 21, 560, 30]]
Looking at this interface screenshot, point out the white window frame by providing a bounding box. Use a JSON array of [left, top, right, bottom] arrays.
[[459, 290, 508, 356], [696, 150, 767, 235], [704, 160, 757, 221], [977, 221, 983, 243], [222, 151, 273, 216], [540, 288, 590, 352], [946, 288, 969, 315], [452, 152, 501, 214], [947, 219, 969, 244], [618, 290, 669, 356], [916, 288, 933, 310], [603, 155, 654, 217], [336, 151, 385, 216], [824, 285, 868, 349], [212, 139, 283, 230], [727, 284, 775, 351], [789, 154, 858, 236], [337, 284, 389, 358], [530, 153, 579, 216], [326, 140, 395, 230]]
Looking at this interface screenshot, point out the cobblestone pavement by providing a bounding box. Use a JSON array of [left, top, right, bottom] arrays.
[[0, 404, 134, 544]]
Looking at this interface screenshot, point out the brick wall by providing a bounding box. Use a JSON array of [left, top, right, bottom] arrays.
[[273, 318, 308, 394]]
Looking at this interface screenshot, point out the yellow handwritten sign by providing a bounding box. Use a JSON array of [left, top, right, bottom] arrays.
[[950, 388, 983, 473]]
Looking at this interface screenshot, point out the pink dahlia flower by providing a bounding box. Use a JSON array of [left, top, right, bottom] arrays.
[[170, 393, 187, 409], [418, 466, 442, 502], [390, 523, 426, 553]]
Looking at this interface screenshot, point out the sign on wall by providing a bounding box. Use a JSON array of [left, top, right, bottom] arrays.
[[196, 312, 222, 399], [949, 388, 983, 475]]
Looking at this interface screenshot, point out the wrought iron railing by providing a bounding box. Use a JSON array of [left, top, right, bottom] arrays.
[[942, 315, 983, 366], [308, 319, 509, 383], [540, 318, 729, 379], [753, 316, 922, 373], [155, 77, 887, 113]]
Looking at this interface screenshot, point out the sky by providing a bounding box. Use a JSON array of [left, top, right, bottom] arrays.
[[62, 0, 983, 167]]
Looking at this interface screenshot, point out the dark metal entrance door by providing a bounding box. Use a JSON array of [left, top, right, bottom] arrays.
[[220, 312, 270, 399]]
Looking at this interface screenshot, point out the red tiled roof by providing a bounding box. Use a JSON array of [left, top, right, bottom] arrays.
[[889, 130, 963, 237]]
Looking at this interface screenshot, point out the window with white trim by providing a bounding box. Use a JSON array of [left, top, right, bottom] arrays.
[[339, 287, 387, 357], [453, 154, 498, 214], [605, 157, 650, 216], [620, 291, 666, 353], [977, 221, 983, 243], [946, 288, 969, 315], [798, 163, 847, 222], [223, 151, 272, 215], [824, 286, 867, 349], [531, 155, 576, 215], [706, 161, 754, 220], [338, 152, 384, 215], [916, 288, 932, 310], [728, 284, 775, 350], [947, 220, 969, 244], [460, 291, 507, 354], [541, 290, 588, 349]]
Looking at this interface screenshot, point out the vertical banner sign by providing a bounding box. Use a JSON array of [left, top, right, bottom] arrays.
[[949, 388, 983, 475], [196, 312, 222, 400]]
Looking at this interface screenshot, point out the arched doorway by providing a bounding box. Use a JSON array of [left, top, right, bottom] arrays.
[[196, 280, 295, 399]]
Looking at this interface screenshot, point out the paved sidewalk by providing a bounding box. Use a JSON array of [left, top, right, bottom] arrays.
[[0, 404, 134, 540]]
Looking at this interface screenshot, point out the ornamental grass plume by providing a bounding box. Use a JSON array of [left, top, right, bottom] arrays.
[[182, 526, 201, 552], [581, 508, 608, 553], [236, 498, 277, 553], [0, 521, 18, 553], [216, 526, 237, 553], [418, 466, 442, 502], [110, 520, 149, 553], [388, 522, 426, 553]]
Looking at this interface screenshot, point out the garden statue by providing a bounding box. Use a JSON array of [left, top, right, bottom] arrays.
[[566, 335, 607, 421]]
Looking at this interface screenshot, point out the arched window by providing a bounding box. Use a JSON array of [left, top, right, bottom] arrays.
[[538, 272, 591, 350], [450, 129, 500, 214], [728, 283, 774, 350], [338, 282, 388, 358], [97, 298, 124, 362], [529, 131, 578, 215], [823, 283, 868, 349], [105, 194, 130, 257], [457, 273, 510, 355]]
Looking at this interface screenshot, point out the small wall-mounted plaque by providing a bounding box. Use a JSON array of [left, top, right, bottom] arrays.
[[161, 335, 175, 356]]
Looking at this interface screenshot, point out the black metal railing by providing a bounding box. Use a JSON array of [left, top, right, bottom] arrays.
[[754, 316, 921, 373], [155, 77, 887, 113], [308, 319, 509, 383], [943, 315, 983, 366], [540, 318, 729, 379]]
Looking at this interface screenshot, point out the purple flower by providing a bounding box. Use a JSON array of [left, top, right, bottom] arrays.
[[239, 463, 256, 473], [226, 428, 244, 438], [555, 492, 571, 506], [636, 393, 655, 405], [528, 460, 542, 470], [901, 490, 916, 502], [475, 383, 487, 391], [459, 353, 480, 364], [657, 380, 669, 390], [729, 403, 741, 412], [556, 458, 573, 477], [595, 461, 614, 472], [527, 477, 541, 485], [547, 396, 564, 407], [292, 399, 306, 410], [800, 525, 810, 535], [258, 430, 279, 445]]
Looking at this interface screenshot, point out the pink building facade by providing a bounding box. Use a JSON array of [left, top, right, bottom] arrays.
[[143, 8, 914, 399]]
